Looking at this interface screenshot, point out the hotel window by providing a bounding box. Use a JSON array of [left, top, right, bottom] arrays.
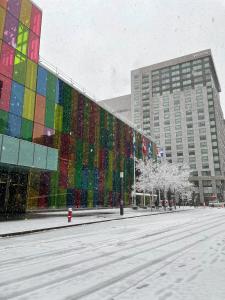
[[176, 131, 182, 137], [175, 119, 181, 124], [200, 141, 207, 148], [202, 163, 209, 169], [202, 156, 208, 162], [175, 124, 181, 130], [188, 136, 194, 143], [165, 139, 171, 144], [198, 115, 204, 120], [188, 143, 195, 149], [189, 157, 196, 163], [177, 144, 183, 150], [172, 76, 180, 82], [187, 129, 194, 135], [187, 123, 193, 129], [164, 120, 170, 125], [186, 116, 193, 122], [176, 138, 182, 143], [177, 158, 183, 163], [189, 150, 195, 156], [199, 128, 206, 134], [183, 80, 191, 85], [164, 113, 170, 119], [165, 132, 171, 138], [190, 164, 196, 169], [164, 126, 170, 132], [177, 152, 183, 156], [201, 148, 208, 155], [198, 121, 205, 127], [200, 135, 206, 141]]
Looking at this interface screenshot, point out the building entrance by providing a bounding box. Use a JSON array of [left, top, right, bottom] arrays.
[[0, 168, 28, 218]]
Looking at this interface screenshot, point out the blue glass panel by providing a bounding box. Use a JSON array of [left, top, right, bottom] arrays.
[[1, 134, 19, 165], [33, 144, 47, 169], [10, 81, 24, 116], [18, 139, 34, 167], [37, 65, 47, 96], [46, 147, 58, 171], [55, 79, 59, 103], [7, 113, 21, 137]]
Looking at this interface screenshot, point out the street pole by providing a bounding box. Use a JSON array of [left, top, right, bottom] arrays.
[[120, 172, 124, 215], [133, 131, 136, 207]]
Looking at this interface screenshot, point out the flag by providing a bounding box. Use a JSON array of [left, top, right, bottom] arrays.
[[148, 143, 152, 159], [142, 137, 147, 156], [131, 130, 136, 158]]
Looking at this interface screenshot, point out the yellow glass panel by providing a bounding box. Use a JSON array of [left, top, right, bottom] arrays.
[[23, 88, 35, 120], [54, 104, 63, 132], [0, 6, 6, 40], [20, 0, 32, 28], [26, 59, 37, 90]]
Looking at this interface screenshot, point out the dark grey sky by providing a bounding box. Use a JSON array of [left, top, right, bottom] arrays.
[[35, 0, 225, 112]]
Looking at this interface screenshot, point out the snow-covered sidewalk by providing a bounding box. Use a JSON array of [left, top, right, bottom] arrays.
[[0, 206, 193, 237]]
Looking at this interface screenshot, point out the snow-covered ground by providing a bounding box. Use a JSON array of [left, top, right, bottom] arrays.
[[0, 206, 191, 236], [0, 208, 225, 300]]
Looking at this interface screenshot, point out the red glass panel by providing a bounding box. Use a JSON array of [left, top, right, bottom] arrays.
[[0, 73, 11, 111], [28, 31, 39, 63], [34, 94, 45, 125], [30, 4, 42, 36], [32, 122, 44, 144], [0, 0, 7, 8], [0, 42, 15, 78], [59, 158, 68, 189]]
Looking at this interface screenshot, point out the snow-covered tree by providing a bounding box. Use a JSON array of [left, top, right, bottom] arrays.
[[134, 159, 194, 202]]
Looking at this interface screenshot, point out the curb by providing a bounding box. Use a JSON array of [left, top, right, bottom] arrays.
[[0, 209, 192, 238]]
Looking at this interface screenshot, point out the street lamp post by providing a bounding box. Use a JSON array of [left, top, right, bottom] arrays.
[[120, 172, 124, 215]]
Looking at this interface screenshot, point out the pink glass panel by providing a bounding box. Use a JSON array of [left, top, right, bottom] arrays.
[[0, 42, 15, 78], [28, 31, 39, 63], [30, 5, 42, 36], [0, 73, 11, 111], [7, 0, 21, 18], [3, 12, 18, 48]]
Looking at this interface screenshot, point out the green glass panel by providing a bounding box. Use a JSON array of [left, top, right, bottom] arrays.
[[16, 22, 29, 55], [46, 147, 58, 171], [18, 139, 34, 167], [0, 134, 2, 159], [1, 135, 19, 165], [33, 144, 47, 169], [45, 101, 55, 128], [21, 118, 33, 141], [46, 72, 57, 101], [0, 110, 8, 134], [13, 51, 27, 85]]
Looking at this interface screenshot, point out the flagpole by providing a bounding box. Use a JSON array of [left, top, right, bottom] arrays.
[[133, 130, 136, 207]]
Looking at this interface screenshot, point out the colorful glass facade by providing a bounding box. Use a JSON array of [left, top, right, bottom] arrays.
[[0, 0, 156, 213]]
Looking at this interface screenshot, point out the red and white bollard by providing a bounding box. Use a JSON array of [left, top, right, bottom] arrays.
[[67, 208, 72, 222]]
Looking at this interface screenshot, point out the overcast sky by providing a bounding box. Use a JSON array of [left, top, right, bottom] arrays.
[[35, 0, 225, 113]]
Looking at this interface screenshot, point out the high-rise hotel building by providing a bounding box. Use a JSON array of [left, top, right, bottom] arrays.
[[131, 50, 225, 203]]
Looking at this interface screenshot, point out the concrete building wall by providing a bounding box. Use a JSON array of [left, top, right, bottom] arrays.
[[100, 95, 132, 123]]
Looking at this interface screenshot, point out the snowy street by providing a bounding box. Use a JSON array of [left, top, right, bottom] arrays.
[[1, 208, 225, 300]]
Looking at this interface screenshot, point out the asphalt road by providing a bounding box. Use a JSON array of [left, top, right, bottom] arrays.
[[1, 208, 225, 300]]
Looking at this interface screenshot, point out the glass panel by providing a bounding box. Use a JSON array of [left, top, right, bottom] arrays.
[[20, 0, 32, 28], [7, 113, 21, 137], [28, 30, 39, 63], [47, 147, 58, 171], [0, 73, 11, 111], [0, 0, 7, 8], [3, 12, 18, 48], [32, 122, 44, 144], [37, 66, 47, 96], [0, 42, 15, 78], [54, 104, 63, 132], [22, 88, 35, 120], [7, 0, 21, 18], [21, 118, 33, 141], [33, 144, 47, 169], [18, 139, 34, 167], [0, 6, 6, 40], [34, 94, 45, 124], [10, 81, 24, 116], [30, 4, 42, 36], [16, 22, 29, 55], [0, 109, 8, 134], [13, 51, 26, 85], [1, 134, 19, 164], [25, 59, 37, 90], [43, 127, 54, 147], [0, 133, 2, 158]]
